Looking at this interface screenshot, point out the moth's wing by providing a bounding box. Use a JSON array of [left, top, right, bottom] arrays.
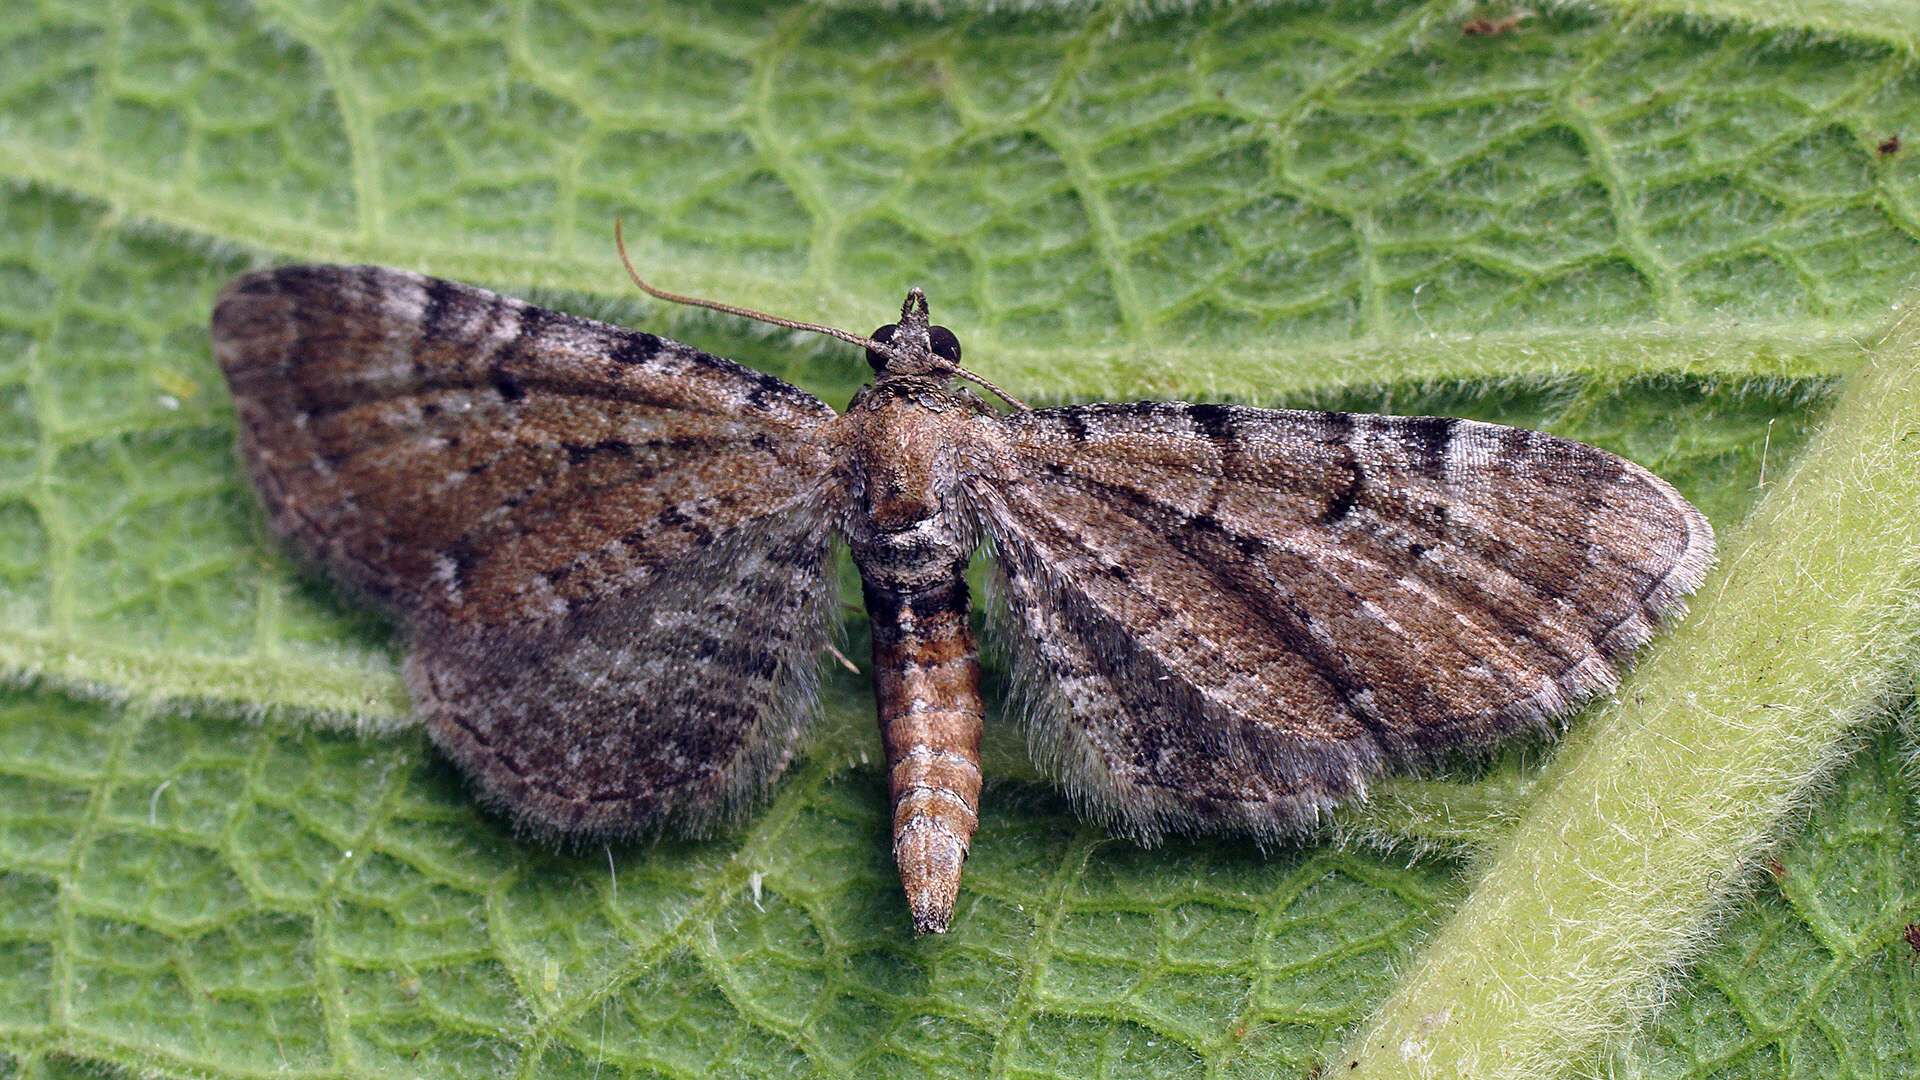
[[212, 265, 843, 837], [212, 265, 838, 624], [969, 403, 1714, 842], [403, 510, 837, 838]]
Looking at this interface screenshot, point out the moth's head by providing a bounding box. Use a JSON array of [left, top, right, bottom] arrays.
[[865, 288, 962, 380]]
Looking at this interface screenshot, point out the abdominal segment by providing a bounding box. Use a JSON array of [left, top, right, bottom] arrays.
[[861, 565, 985, 935]]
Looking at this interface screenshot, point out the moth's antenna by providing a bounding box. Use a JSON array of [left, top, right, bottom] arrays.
[[949, 366, 1029, 413], [616, 220, 890, 354], [614, 220, 1029, 412]]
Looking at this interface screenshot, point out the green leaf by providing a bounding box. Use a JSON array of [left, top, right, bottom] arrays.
[[0, 1, 1915, 1077], [1608, 717, 1920, 1077]]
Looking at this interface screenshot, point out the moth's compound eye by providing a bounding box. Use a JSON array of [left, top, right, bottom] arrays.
[[929, 325, 962, 365], [866, 323, 897, 371]]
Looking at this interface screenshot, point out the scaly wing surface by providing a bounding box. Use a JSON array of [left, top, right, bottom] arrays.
[[971, 402, 1714, 841], [213, 266, 842, 837]]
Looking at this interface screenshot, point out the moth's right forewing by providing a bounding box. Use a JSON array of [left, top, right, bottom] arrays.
[[212, 265, 847, 838], [211, 265, 839, 627]]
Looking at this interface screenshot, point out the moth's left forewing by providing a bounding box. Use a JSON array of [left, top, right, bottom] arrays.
[[967, 403, 1714, 843], [1417, 419, 1716, 659]]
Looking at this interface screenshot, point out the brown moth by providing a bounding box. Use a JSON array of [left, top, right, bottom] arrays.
[[210, 250, 1714, 934], [1462, 9, 1532, 35]]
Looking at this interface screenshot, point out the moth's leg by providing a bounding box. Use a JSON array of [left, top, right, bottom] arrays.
[[862, 564, 984, 935]]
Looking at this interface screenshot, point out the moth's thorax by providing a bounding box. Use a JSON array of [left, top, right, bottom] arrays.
[[833, 381, 998, 591]]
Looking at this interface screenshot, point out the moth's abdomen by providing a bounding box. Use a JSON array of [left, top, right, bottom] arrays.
[[862, 567, 984, 935]]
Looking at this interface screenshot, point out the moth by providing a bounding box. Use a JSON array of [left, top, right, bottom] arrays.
[[1461, 10, 1532, 35], [211, 244, 1714, 934]]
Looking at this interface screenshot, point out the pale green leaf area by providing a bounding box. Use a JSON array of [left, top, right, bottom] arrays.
[[818, 0, 1920, 63], [0, 0, 1916, 1077]]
